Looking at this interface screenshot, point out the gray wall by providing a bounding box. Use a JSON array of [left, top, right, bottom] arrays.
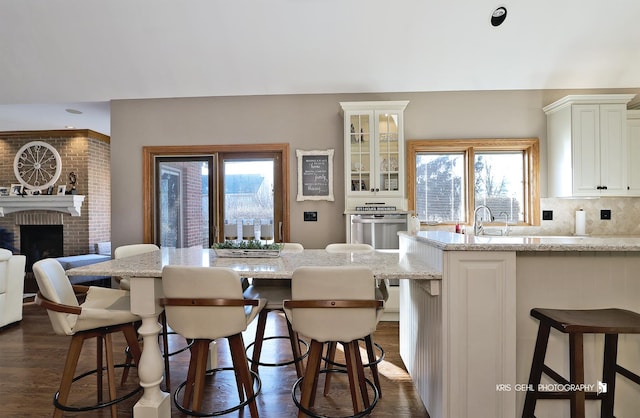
[[110, 88, 640, 249]]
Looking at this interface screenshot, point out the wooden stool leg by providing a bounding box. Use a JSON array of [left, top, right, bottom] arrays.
[[356, 341, 371, 409], [569, 333, 586, 418], [104, 333, 118, 418], [344, 340, 368, 414], [522, 323, 551, 417], [97, 334, 104, 403], [323, 341, 338, 396], [122, 325, 142, 366], [228, 333, 259, 418], [251, 309, 269, 374], [365, 334, 382, 397], [287, 319, 305, 378], [191, 340, 211, 413], [299, 340, 323, 418], [55, 335, 85, 418], [601, 334, 618, 418], [182, 341, 202, 409], [160, 312, 171, 392]]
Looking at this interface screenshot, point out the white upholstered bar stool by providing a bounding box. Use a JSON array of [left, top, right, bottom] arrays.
[[160, 266, 266, 417], [244, 243, 309, 378], [284, 266, 383, 418], [33, 258, 142, 418], [323, 243, 386, 396], [324, 243, 374, 253]]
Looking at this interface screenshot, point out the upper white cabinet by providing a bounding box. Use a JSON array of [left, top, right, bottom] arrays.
[[627, 110, 640, 195], [340, 101, 409, 208], [544, 94, 636, 197]]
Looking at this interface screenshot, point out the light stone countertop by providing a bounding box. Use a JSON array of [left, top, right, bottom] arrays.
[[404, 230, 640, 252], [66, 248, 442, 280]]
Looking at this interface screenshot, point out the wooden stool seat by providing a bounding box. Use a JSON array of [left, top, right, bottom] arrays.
[[523, 308, 640, 418]]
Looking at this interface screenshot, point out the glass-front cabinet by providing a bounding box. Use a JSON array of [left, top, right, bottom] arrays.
[[341, 101, 408, 199]]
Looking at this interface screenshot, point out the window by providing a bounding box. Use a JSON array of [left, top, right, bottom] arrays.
[[407, 139, 540, 226]]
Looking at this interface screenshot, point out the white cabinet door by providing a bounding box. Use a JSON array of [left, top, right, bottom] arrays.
[[599, 104, 628, 195], [627, 112, 640, 196], [572, 103, 627, 196], [345, 111, 375, 195], [571, 104, 601, 196]]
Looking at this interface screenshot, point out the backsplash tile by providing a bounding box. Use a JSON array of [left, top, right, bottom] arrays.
[[423, 197, 640, 236], [515, 197, 640, 236]]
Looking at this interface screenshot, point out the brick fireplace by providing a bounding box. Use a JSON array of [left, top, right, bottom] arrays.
[[0, 130, 111, 290]]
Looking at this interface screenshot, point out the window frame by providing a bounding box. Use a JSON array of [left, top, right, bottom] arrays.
[[142, 143, 290, 244], [407, 138, 540, 226]]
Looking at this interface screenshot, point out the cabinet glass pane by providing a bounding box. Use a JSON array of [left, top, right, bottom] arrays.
[[349, 114, 371, 192], [378, 112, 399, 191]]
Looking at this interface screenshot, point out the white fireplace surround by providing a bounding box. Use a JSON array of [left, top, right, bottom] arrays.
[[0, 195, 85, 217]]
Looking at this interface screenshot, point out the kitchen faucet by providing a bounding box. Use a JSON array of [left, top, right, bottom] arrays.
[[473, 205, 494, 236]]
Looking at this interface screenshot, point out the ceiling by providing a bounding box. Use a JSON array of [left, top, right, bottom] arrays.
[[2, 0, 640, 136]]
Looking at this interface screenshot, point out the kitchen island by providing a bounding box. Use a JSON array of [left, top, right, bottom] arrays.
[[399, 231, 640, 418], [66, 247, 440, 418]]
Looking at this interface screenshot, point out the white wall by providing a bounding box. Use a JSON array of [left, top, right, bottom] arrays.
[[110, 88, 640, 249]]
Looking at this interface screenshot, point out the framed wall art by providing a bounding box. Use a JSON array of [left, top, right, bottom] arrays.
[[296, 149, 334, 201], [10, 184, 23, 195]]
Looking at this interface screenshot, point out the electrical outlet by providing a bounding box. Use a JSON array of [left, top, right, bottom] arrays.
[[600, 209, 611, 220], [542, 210, 553, 221], [304, 211, 317, 222]]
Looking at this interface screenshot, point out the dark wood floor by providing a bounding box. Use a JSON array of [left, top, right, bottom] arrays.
[[1, 301, 430, 417]]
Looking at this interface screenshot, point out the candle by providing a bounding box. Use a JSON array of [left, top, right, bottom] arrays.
[[224, 223, 237, 240], [261, 223, 273, 240], [242, 224, 255, 240]]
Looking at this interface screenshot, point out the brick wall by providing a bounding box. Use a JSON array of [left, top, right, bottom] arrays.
[[0, 130, 111, 256], [184, 162, 205, 247]]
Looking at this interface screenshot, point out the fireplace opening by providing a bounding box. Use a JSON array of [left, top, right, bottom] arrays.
[[20, 225, 63, 273]]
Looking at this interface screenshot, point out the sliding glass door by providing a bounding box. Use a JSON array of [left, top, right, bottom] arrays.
[[148, 147, 287, 247], [156, 156, 215, 248]]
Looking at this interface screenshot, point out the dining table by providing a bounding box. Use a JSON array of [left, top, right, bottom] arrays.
[[65, 247, 440, 418]]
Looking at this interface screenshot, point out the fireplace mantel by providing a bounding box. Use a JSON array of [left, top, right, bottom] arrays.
[[0, 195, 85, 217]]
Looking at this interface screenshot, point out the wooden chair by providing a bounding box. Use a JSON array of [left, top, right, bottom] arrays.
[[244, 243, 308, 378], [33, 258, 142, 418], [523, 307, 640, 418], [160, 265, 266, 417], [284, 266, 384, 418]]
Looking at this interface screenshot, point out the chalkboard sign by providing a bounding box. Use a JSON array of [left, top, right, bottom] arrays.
[[296, 149, 334, 201]]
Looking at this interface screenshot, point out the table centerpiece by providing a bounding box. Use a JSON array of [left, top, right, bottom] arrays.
[[212, 240, 283, 258]]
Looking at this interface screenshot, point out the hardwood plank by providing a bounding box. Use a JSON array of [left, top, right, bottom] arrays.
[[0, 302, 430, 417]]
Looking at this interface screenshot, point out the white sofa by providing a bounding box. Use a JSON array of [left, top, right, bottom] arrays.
[[0, 249, 27, 328]]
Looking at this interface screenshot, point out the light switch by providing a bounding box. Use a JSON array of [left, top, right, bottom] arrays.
[[304, 211, 317, 222]]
